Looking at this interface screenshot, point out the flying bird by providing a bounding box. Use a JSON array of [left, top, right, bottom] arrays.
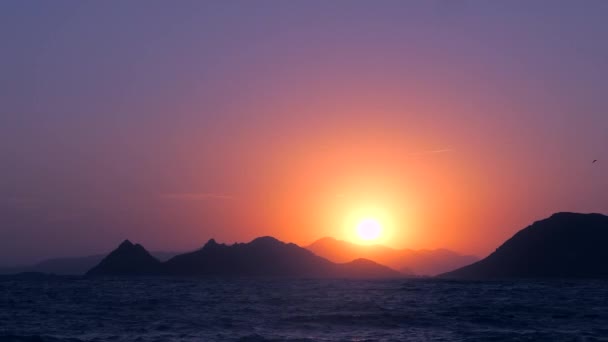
[[592, 160, 597, 163]]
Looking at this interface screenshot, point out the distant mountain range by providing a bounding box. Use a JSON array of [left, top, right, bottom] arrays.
[[7, 212, 607, 279], [306, 237, 478, 276], [441, 212, 608, 279], [87, 236, 402, 278], [0, 251, 178, 275]]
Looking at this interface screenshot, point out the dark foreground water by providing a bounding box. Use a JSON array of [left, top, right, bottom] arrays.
[[1, 277, 607, 342]]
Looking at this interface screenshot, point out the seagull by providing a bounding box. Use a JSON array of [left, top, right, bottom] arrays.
[[592, 160, 597, 163]]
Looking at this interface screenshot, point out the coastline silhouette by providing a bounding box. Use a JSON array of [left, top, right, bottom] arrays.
[[441, 212, 608, 279], [4, 212, 607, 280], [87, 236, 402, 278], [0, 251, 178, 275], [83, 212, 608, 279]]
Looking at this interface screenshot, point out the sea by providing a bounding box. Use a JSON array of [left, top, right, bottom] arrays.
[[1, 277, 607, 342]]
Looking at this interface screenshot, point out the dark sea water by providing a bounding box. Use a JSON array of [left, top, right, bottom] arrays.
[[1, 277, 607, 342]]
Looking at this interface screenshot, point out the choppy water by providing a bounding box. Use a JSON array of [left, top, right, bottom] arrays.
[[1, 277, 607, 341]]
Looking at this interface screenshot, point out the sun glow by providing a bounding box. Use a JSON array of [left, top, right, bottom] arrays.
[[356, 218, 382, 241], [341, 204, 396, 245]]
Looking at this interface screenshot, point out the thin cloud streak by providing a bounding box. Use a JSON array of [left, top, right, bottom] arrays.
[[409, 148, 454, 156], [160, 193, 235, 201]]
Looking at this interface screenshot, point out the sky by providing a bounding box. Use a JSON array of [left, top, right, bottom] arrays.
[[1, 1, 607, 265]]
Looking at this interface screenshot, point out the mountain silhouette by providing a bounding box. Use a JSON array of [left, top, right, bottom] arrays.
[[441, 212, 608, 279], [0, 251, 178, 275], [306, 237, 478, 276], [86, 240, 163, 276], [88, 236, 402, 278]]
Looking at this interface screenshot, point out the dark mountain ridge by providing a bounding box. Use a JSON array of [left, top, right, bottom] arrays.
[[441, 212, 608, 279], [87, 240, 163, 276], [88, 236, 402, 278], [0, 251, 178, 275]]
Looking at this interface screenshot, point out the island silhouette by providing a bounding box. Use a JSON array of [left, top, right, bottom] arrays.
[[87, 236, 402, 278], [0, 251, 178, 275], [441, 212, 608, 279], [306, 237, 478, 276], [1, 239, 475, 277], [6, 212, 607, 279]]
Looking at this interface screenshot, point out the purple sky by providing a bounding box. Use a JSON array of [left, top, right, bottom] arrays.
[[1, 1, 607, 266]]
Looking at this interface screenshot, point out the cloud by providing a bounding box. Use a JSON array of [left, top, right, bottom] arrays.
[[409, 148, 454, 156], [160, 193, 235, 201]]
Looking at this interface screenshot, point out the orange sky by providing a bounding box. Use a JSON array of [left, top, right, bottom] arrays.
[[2, 2, 608, 265]]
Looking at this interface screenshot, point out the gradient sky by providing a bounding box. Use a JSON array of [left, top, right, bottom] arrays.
[[2, 1, 608, 265]]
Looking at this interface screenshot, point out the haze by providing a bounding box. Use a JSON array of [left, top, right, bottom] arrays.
[[1, 1, 607, 266]]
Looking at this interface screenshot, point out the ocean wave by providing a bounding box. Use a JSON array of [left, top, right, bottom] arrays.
[[0, 335, 84, 342], [1, 278, 607, 341]]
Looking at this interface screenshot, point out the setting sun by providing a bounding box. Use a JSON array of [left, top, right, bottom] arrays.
[[356, 218, 382, 241]]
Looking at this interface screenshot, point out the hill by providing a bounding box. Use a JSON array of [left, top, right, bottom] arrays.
[[88, 236, 403, 278], [440, 212, 608, 279], [306, 237, 478, 276], [0, 251, 177, 275], [86, 240, 163, 276]]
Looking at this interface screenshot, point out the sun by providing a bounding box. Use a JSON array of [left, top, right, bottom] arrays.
[[356, 218, 382, 241]]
